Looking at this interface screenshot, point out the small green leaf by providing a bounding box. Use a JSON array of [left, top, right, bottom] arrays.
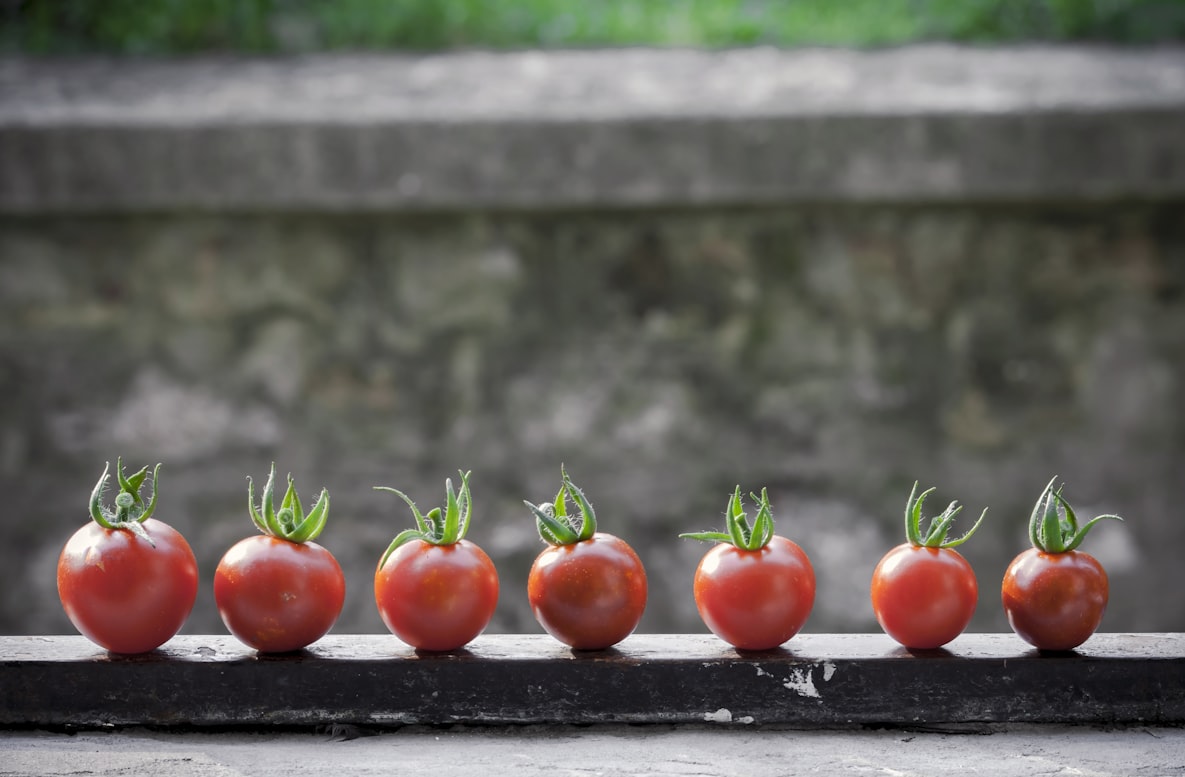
[[247, 476, 268, 535], [280, 475, 305, 526], [379, 528, 432, 568], [922, 501, 961, 546], [90, 462, 114, 529], [137, 464, 161, 523], [248, 465, 331, 544], [441, 477, 462, 543], [1040, 487, 1065, 554], [374, 486, 430, 535], [1028, 481, 1124, 553], [751, 489, 775, 549], [456, 470, 473, 540], [562, 468, 598, 541], [376, 472, 476, 548], [553, 484, 568, 519], [526, 500, 579, 545], [682, 486, 778, 551], [901, 482, 985, 549], [289, 488, 329, 543], [261, 463, 279, 536], [679, 531, 734, 543]]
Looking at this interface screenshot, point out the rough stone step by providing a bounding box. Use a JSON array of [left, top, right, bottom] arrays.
[[2, 46, 1184, 212]]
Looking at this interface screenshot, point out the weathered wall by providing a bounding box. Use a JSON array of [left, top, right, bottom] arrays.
[[2, 203, 1183, 639]]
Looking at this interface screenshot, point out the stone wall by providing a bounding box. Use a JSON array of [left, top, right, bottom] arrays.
[[2, 46, 1184, 644], [3, 203, 1183, 639]]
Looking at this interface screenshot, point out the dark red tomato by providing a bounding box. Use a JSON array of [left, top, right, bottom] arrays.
[[214, 536, 345, 653], [375, 538, 499, 652], [528, 532, 647, 651], [1001, 548, 1108, 652], [57, 518, 199, 654], [693, 535, 815, 651], [871, 544, 978, 650]]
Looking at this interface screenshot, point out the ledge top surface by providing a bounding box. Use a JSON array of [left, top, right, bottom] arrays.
[[3, 46, 1185, 125], [2, 633, 1179, 663]]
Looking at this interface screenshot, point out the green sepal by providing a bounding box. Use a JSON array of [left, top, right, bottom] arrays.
[[903, 481, 986, 549], [526, 500, 579, 546], [528, 467, 599, 547], [247, 463, 330, 544], [288, 488, 329, 544], [375, 471, 474, 566], [679, 486, 777, 552], [561, 466, 597, 542], [87, 459, 162, 547], [1028, 477, 1123, 554]]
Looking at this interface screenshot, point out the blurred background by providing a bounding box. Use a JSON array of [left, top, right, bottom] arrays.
[[2, 0, 1184, 644]]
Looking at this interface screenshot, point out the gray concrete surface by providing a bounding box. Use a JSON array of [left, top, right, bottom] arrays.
[[3, 46, 1184, 212], [2, 724, 1183, 776]]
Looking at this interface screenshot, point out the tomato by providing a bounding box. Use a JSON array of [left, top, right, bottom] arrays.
[[868, 482, 985, 650], [57, 461, 198, 654], [58, 518, 199, 654], [693, 536, 815, 651], [1001, 478, 1122, 652], [214, 535, 345, 653], [528, 532, 648, 650], [871, 544, 977, 650], [373, 470, 499, 652], [682, 487, 814, 651], [525, 468, 647, 650], [1002, 549, 1109, 651], [376, 539, 499, 651], [214, 464, 345, 653]]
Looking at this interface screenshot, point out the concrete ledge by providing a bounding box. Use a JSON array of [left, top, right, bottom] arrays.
[[3, 633, 1183, 728], [3, 46, 1185, 212]]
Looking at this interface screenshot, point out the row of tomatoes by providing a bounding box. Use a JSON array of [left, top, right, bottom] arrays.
[[56, 460, 1121, 656]]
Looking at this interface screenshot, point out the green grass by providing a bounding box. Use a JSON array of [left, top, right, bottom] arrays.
[[4, 0, 1185, 54]]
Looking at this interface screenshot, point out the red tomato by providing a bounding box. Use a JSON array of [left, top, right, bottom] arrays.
[[57, 518, 199, 654], [692, 535, 815, 651], [375, 538, 499, 652], [1001, 478, 1122, 652], [871, 544, 978, 650], [1001, 548, 1108, 652], [868, 482, 986, 650], [528, 532, 647, 651], [214, 535, 345, 653]]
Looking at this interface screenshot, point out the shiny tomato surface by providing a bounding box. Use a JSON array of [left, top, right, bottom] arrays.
[[528, 532, 647, 651], [870, 544, 978, 650], [57, 518, 199, 654], [1001, 548, 1108, 651], [375, 538, 499, 652], [692, 535, 815, 651], [214, 535, 345, 653]]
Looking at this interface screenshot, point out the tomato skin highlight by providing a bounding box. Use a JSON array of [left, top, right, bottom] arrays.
[[692, 535, 815, 651], [1001, 548, 1108, 652], [528, 532, 647, 651], [870, 544, 978, 650], [214, 535, 345, 653], [374, 538, 500, 652], [57, 518, 199, 655]]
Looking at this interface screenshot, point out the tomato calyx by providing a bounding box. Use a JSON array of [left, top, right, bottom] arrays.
[[680, 486, 776, 551], [375, 470, 473, 565], [247, 463, 329, 544], [524, 466, 597, 546], [903, 481, 986, 549], [1028, 476, 1123, 554], [89, 458, 162, 546]]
